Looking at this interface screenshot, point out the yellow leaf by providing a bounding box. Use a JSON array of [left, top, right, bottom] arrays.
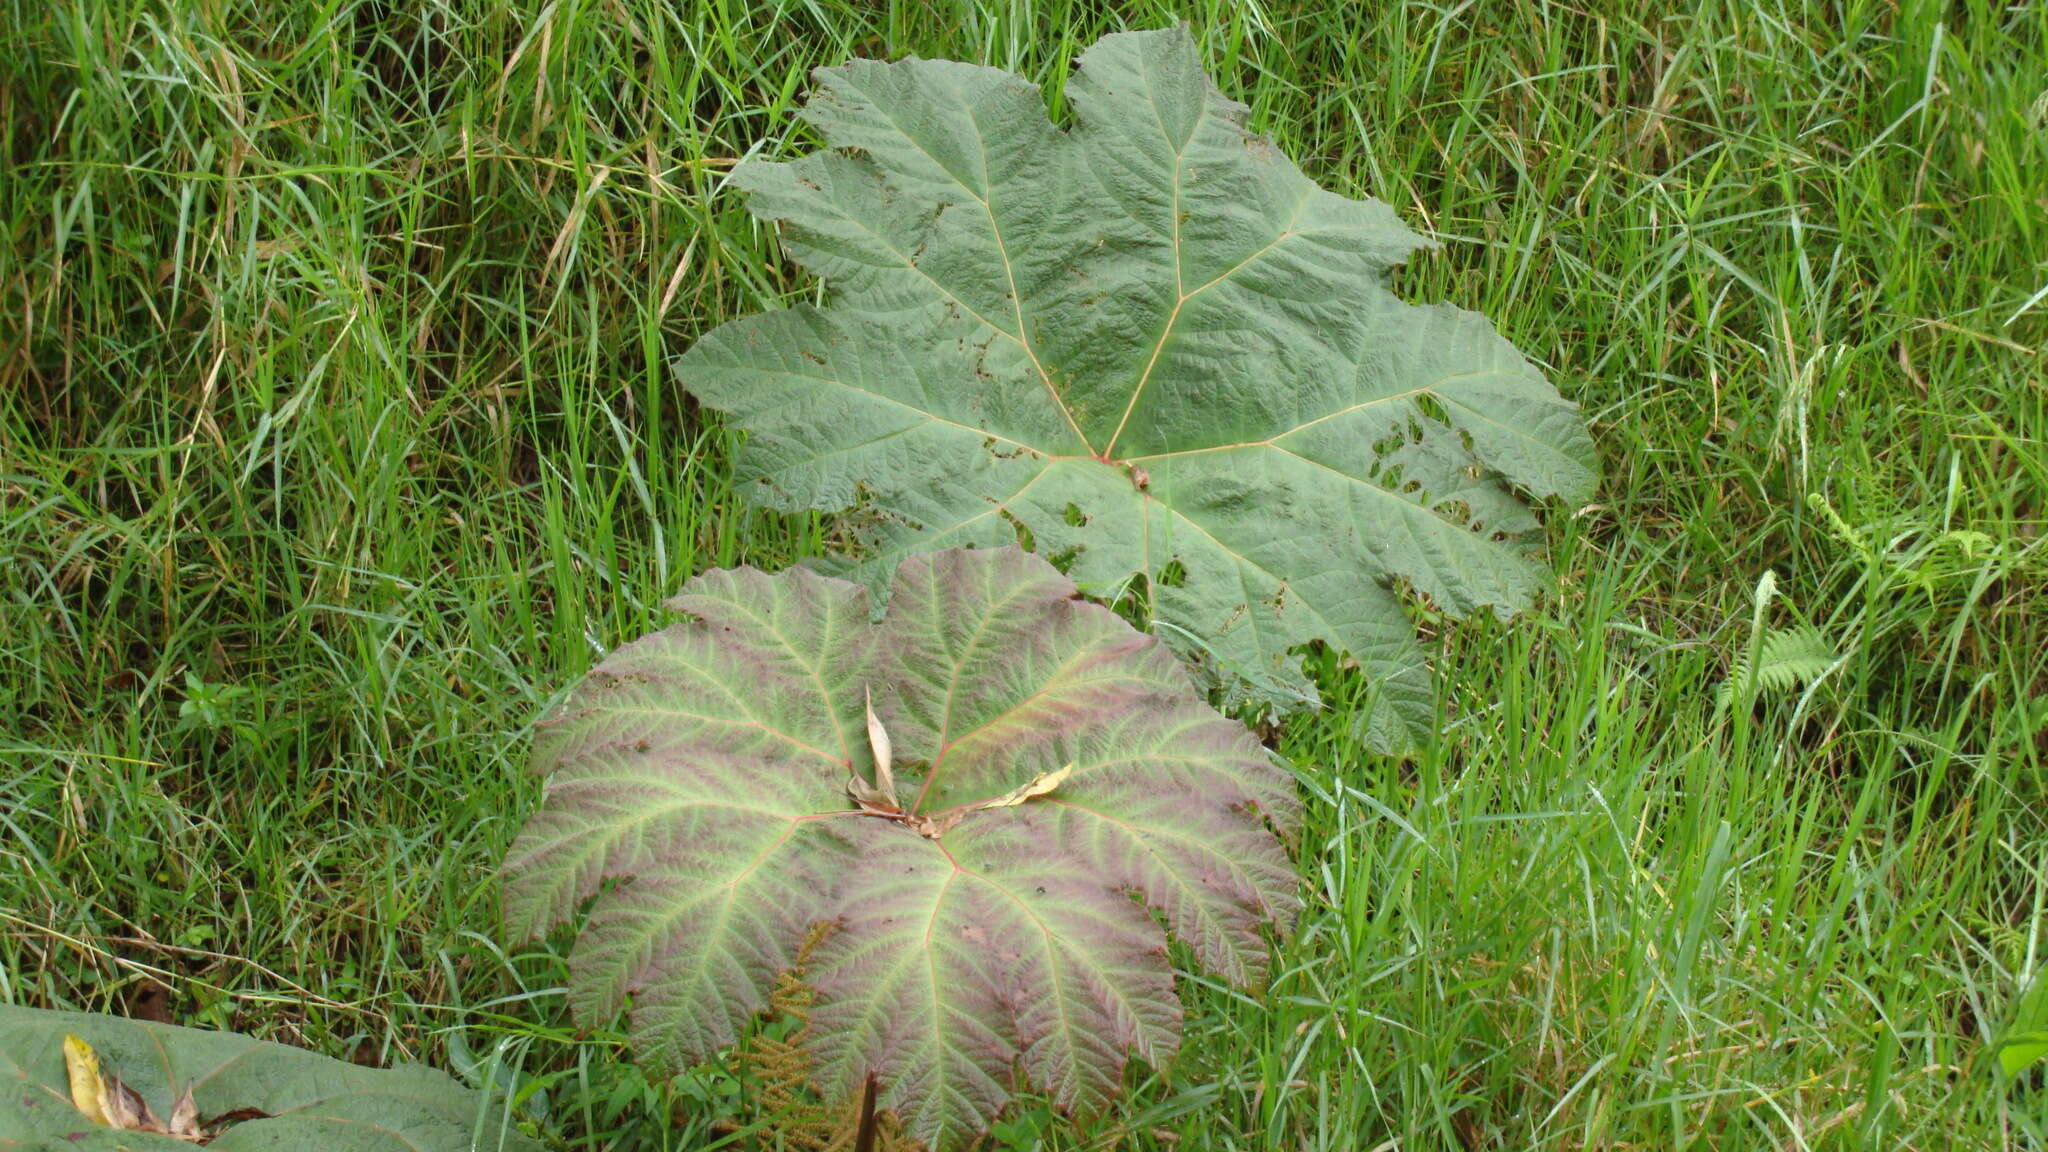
[[976, 764, 1074, 810], [62, 1033, 110, 1126], [60, 1031, 184, 1137]]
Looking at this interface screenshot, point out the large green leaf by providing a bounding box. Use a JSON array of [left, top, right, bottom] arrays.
[[502, 547, 1298, 1147], [0, 1005, 540, 1151], [676, 26, 1596, 747]]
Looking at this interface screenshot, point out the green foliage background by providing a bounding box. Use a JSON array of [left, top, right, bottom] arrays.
[[2, 1, 2043, 1148]]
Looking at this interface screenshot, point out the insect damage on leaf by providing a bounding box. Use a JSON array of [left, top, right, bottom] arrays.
[[675, 26, 1597, 751], [502, 547, 1300, 1149]]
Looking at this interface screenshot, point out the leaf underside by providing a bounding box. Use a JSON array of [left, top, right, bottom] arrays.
[[0, 1005, 541, 1151], [676, 27, 1596, 748], [503, 547, 1300, 1148]]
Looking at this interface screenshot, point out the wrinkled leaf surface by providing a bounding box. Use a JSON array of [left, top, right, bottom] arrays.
[[676, 27, 1596, 746], [502, 547, 1298, 1147]]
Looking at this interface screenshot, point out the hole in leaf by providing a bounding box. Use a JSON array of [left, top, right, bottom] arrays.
[[1063, 502, 1088, 527], [1157, 559, 1187, 588], [1000, 508, 1035, 551]]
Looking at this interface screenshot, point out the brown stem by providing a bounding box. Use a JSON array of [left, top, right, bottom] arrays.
[[853, 1072, 879, 1152]]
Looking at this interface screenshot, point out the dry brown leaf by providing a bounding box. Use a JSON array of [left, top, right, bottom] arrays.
[[169, 1085, 205, 1139], [864, 687, 896, 809], [102, 1073, 157, 1130]]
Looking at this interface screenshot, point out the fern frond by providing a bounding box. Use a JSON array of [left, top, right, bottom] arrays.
[[1716, 624, 1837, 711]]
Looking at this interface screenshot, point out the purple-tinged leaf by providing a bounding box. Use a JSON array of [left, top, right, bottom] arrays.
[[504, 547, 1296, 1147]]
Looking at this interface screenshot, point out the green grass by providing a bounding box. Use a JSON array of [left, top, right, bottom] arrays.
[[3, 0, 2044, 1148]]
